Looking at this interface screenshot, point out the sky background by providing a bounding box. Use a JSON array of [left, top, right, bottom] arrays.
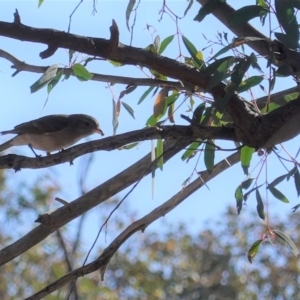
[[0, 0, 299, 263]]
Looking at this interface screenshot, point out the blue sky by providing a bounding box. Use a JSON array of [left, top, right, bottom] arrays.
[[1, 0, 299, 259]]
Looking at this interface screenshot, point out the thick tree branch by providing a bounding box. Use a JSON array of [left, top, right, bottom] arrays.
[[0, 125, 237, 170], [1, 16, 300, 148], [0, 139, 191, 266], [25, 151, 240, 300], [196, 0, 270, 57]]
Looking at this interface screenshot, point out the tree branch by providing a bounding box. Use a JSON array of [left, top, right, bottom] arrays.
[[0, 125, 237, 170], [0, 139, 191, 266], [25, 151, 240, 299], [0, 49, 192, 90]]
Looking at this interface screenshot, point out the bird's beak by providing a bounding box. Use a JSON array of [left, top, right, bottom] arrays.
[[95, 128, 104, 136]]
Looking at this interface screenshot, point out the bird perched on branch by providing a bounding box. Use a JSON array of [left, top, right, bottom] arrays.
[[0, 114, 104, 156]]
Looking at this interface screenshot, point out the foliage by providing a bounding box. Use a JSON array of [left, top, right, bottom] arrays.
[[1, 0, 300, 297]]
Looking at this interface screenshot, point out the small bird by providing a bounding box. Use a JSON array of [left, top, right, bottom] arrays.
[[0, 114, 104, 156]]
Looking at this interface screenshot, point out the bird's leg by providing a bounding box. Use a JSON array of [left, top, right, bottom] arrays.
[[28, 144, 42, 157]]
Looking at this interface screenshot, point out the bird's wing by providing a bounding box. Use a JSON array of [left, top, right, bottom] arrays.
[[9, 115, 70, 134]]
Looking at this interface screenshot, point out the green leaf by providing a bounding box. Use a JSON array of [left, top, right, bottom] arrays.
[[209, 44, 232, 61], [192, 103, 206, 125], [159, 35, 175, 54], [119, 142, 139, 150], [284, 92, 299, 101], [230, 57, 252, 87], [273, 230, 299, 256], [156, 139, 164, 171], [243, 184, 263, 201], [73, 64, 93, 81], [153, 35, 161, 53], [240, 146, 255, 175], [268, 185, 289, 203], [237, 76, 264, 93], [274, 32, 299, 50], [275, 0, 299, 49], [182, 36, 204, 68], [181, 141, 201, 161], [138, 86, 155, 104], [294, 167, 300, 197], [112, 99, 119, 135], [121, 101, 135, 119], [38, 0, 44, 8], [235, 186, 243, 215], [194, 0, 226, 22], [256, 189, 265, 220], [247, 240, 262, 263], [151, 140, 155, 198], [108, 60, 123, 67], [184, 0, 194, 17], [269, 174, 288, 187], [241, 178, 254, 190], [230, 5, 268, 27], [30, 64, 58, 93], [146, 115, 159, 126], [204, 140, 215, 174], [47, 70, 63, 94], [206, 57, 235, 90], [126, 0, 136, 31]]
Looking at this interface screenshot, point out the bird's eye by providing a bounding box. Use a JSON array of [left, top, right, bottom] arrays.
[[84, 121, 90, 126]]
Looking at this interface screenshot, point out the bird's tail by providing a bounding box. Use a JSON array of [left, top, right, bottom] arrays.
[[0, 139, 14, 153]]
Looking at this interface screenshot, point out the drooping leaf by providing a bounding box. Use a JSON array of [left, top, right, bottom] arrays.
[[294, 167, 300, 197], [151, 140, 155, 198], [230, 5, 268, 27], [168, 103, 175, 123], [121, 101, 135, 119], [112, 98, 119, 135], [268, 185, 289, 203], [30, 64, 58, 93], [182, 36, 204, 68], [256, 189, 265, 220], [269, 174, 288, 187], [119, 85, 137, 100], [73, 64, 93, 81], [204, 140, 215, 174], [156, 139, 164, 171], [159, 35, 175, 54], [192, 103, 206, 125], [275, 0, 299, 49], [228, 57, 252, 92], [181, 141, 202, 161], [237, 76, 264, 93], [38, 0, 44, 8], [184, 0, 194, 17], [138, 86, 155, 104], [247, 240, 262, 263], [243, 184, 264, 201], [208, 44, 232, 61], [194, 0, 226, 22], [153, 35, 161, 53], [241, 178, 254, 190], [126, 0, 136, 31], [273, 230, 299, 256], [240, 146, 255, 175], [274, 32, 299, 50], [206, 57, 236, 90], [47, 69, 63, 94], [154, 87, 169, 117], [235, 186, 243, 214]]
